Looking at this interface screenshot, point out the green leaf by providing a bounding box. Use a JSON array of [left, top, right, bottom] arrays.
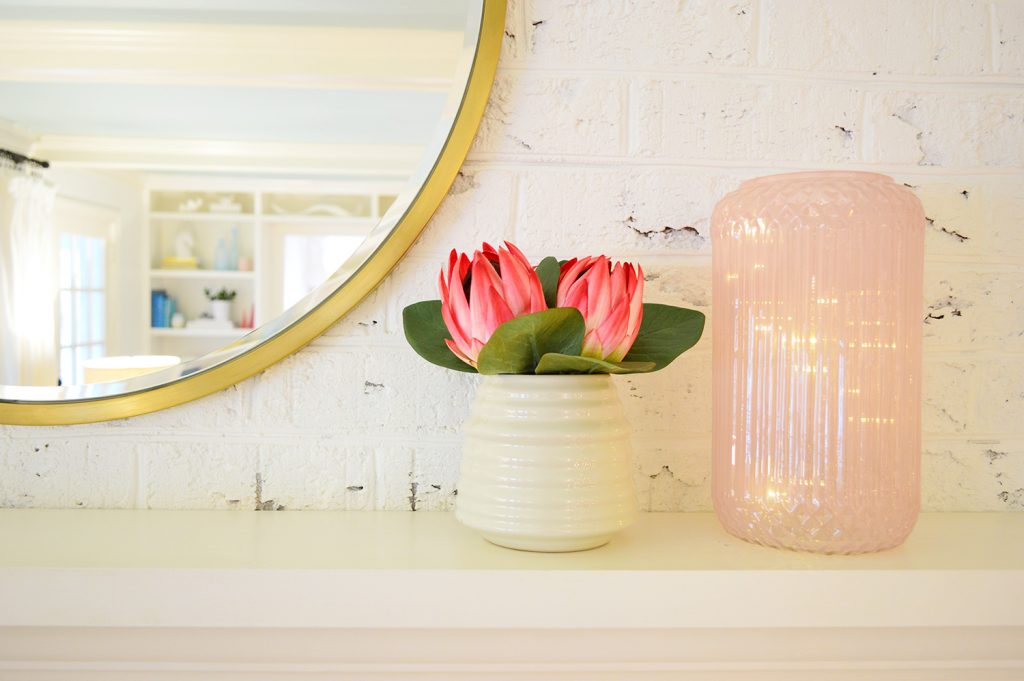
[[402, 300, 477, 373], [623, 303, 705, 371], [536, 256, 561, 308], [535, 353, 656, 375], [477, 308, 585, 375]]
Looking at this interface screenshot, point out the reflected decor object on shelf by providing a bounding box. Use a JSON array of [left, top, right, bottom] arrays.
[[403, 241, 705, 552], [204, 287, 237, 326], [711, 171, 925, 554]]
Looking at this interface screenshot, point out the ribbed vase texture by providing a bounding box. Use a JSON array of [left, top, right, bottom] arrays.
[[456, 375, 638, 552], [711, 171, 925, 554]]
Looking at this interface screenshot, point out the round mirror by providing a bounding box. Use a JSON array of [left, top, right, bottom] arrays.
[[0, 0, 504, 424]]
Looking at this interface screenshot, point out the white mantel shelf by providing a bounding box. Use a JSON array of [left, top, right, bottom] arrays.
[[1, 510, 1022, 680]]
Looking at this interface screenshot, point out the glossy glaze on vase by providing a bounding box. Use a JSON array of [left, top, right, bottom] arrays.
[[711, 171, 925, 554], [456, 375, 637, 552]]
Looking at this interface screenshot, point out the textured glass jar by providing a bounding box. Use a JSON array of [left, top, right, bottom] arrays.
[[711, 171, 925, 554]]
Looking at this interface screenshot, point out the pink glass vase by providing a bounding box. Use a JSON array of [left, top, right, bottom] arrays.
[[711, 171, 925, 554]]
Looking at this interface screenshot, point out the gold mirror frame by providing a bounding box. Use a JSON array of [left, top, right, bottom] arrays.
[[0, 0, 505, 426]]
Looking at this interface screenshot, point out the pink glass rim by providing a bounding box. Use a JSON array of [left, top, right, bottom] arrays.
[[740, 170, 894, 188]]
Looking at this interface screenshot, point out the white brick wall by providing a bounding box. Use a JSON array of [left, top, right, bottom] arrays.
[[2, 0, 1022, 512]]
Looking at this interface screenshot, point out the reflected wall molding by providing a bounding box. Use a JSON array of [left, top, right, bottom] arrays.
[[0, 23, 462, 89], [34, 135, 424, 177]]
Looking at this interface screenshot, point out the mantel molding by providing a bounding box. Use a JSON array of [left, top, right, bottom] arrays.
[[1, 626, 1020, 680], [0, 511, 1021, 679]]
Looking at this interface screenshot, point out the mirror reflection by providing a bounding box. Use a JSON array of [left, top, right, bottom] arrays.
[[0, 0, 475, 389]]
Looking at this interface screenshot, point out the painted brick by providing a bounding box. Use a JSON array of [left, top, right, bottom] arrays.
[[521, 0, 755, 69], [923, 440, 1024, 511], [142, 441, 259, 509], [636, 78, 760, 161], [633, 437, 712, 512], [617, 351, 712, 438], [117, 383, 245, 432], [259, 440, 413, 511], [317, 281, 389, 338], [922, 360, 975, 435], [905, 180, 988, 258], [923, 264, 1024, 352], [1, 1, 1021, 514], [408, 440, 461, 511], [637, 80, 865, 163], [928, 0, 994, 75], [500, 0, 524, 62], [753, 83, 864, 163], [988, 180, 1024, 259], [972, 361, 1024, 435], [286, 347, 475, 437], [516, 169, 740, 256], [241, 360, 295, 429], [471, 73, 625, 157], [374, 447, 422, 510], [994, 0, 1024, 75], [641, 261, 711, 312], [406, 168, 517, 259], [762, 0, 990, 76], [385, 256, 445, 336], [0, 438, 135, 508], [865, 91, 1024, 167]]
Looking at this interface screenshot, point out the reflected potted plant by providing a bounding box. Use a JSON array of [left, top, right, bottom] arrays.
[[404, 242, 704, 552], [204, 287, 237, 325]]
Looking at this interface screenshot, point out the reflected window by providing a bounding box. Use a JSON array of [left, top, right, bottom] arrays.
[[281, 234, 363, 310], [58, 233, 106, 385]]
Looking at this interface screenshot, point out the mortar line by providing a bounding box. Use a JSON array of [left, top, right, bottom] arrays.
[[495, 64, 1024, 90], [134, 445, 147, 509], [462, 156, 1024, 175], [990, 2, 1001, 74], [754, 0, 768, 67]]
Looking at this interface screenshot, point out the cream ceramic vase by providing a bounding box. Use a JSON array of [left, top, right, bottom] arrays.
[[455, 374, 638, 552]]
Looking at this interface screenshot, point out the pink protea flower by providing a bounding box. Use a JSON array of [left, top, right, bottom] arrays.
[[557, 256, 644, 362], [439, 241, 547, 367]]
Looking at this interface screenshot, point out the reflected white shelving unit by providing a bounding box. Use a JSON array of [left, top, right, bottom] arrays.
[[144, 179, 402, 361], [149, 269, 255, 281]]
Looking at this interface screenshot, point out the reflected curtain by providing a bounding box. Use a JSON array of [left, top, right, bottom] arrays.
[[0, 159, 58, 386]]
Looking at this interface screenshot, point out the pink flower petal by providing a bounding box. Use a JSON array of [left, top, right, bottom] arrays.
[[445, 338, 477, 367], [496, 245, 532, 316], [469, 255, 514, 345], [586, 256, 612, 324], [556, 256, 592, 307]]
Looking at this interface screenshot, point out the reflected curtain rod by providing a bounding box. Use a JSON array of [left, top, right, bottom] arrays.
[[0, 147, 49, 169]]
